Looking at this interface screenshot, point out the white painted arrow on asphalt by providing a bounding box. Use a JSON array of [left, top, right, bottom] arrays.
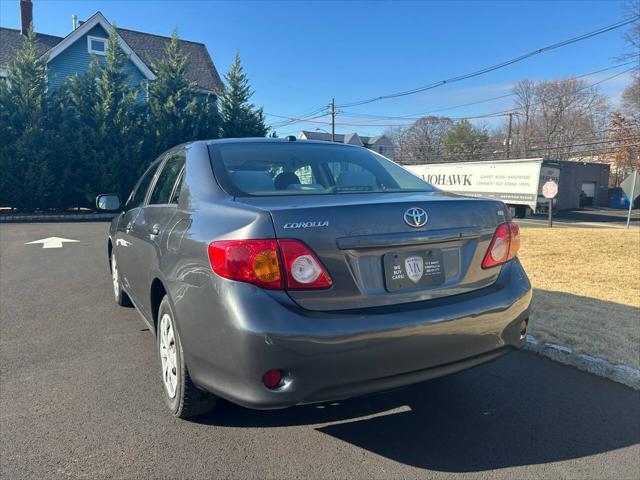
[[25, 237, 80, 249]]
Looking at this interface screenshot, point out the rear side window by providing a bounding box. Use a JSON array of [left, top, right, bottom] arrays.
[[126, 163, 158, 209], [148, 153, 185, 205], [209, 142, 434, 196]]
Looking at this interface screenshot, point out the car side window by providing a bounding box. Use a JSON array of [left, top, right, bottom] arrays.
[[294, 165, 316, 184], [148, 153, 185, 205], [126, 163, 158, 209]]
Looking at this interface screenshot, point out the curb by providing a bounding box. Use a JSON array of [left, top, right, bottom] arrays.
[[0, 213, 116, 223], [524, 334, 640, 390]]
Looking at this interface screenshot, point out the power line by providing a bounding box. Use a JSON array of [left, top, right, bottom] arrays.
[[268, 111, 328, 128], [335, 16, 639, 109], [338, 60, 638, 121], [268, 110, 513, 129], [266, 104, 330, 128], [307, 67, 635, 128], [268, 66, 634, 130], [340, 68, 634, 125]]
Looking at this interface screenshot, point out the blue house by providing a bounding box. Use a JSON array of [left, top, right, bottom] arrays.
[[0, 1, 223, 97]]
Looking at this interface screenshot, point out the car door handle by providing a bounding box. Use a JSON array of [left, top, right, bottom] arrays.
[[148, 225, 160, 237]]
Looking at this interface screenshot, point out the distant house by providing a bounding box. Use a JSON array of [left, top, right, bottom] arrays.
[[0, 1, 223, 98], [298, 130, 394, 160]]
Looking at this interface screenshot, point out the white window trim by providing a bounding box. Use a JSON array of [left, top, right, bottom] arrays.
[[87, 35, 107, 56], [46, 12, 155, 80]]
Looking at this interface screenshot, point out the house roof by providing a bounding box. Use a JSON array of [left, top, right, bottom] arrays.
[[0, 28, 62, 67], [115, 28, 222, 92], [0, 15, 223, 92], [299, 130, 390, 146], [299, 131, 346, 142]]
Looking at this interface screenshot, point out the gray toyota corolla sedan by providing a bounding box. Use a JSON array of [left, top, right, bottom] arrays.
[[97, 138, 532, 418]]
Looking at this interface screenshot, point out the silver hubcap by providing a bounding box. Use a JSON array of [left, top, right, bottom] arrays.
[[159, 313, 178, 399], [111, 255, 119, 299]]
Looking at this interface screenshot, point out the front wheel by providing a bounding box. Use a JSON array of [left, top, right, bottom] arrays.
[[157, 296, 217, 418]]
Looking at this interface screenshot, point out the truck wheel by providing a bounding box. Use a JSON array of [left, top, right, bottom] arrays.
[[515, 206, 527, 218], [157, 296, 217, 418]]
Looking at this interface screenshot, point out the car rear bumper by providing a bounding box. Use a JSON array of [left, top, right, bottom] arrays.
[[179, 258, 531, 409]]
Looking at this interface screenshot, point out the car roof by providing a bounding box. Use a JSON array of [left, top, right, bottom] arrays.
[[205, 138, 361, 147]]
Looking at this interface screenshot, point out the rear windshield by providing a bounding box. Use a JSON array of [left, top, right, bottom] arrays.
[[209, 142, 435, 196]]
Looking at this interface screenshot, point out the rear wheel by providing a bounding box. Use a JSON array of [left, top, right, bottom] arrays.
[[157, 296, 217, 418], [111, 253, 132, 307]]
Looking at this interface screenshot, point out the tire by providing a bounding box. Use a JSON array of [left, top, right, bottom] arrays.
[[157, 296, 217, 418], [515, 206, 527, 219], [111, 253, 133, 307]]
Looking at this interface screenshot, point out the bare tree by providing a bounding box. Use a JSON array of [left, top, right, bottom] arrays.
[[387, 116, 454, 164], [512, 80, 536, 157], [622, 75, 640, 120], [619, 0, 640, 70], [605, 112, 640, 186], [383, 126, 407, 161], [508, 78, 610, 160]]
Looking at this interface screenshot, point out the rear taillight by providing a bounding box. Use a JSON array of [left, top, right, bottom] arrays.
[[208, 239, 282, 289], [208, 239, 332, 290], [481, 222, 520, 269], [278, 239, 332, 290]]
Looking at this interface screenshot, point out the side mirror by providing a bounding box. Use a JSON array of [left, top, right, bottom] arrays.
[[96, 194, 122, 212]]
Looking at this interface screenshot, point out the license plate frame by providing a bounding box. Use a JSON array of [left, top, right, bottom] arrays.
[[383, 249, 445, 292]]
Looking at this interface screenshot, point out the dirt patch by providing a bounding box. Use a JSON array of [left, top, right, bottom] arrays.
[[518, 227, 640, 369]]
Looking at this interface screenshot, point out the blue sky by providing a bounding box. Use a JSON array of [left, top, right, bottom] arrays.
[[0, 0, 635, 137]]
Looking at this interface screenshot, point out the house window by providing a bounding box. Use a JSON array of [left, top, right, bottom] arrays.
[[87, 36, 107, 55]]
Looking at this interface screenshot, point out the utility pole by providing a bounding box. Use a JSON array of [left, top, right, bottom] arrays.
[[330, 98, 336, 142], [506, 112, 513, 159]]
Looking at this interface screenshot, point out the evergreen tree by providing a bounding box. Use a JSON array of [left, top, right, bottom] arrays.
[[0, 28, 265, 211], [0, 29, 54, 210], [52, 60, 103, 207], [146, 30, 221, 155], [95, 26, 144, 201], [220, 53, 267, 138], [442, 120, 489, 162]]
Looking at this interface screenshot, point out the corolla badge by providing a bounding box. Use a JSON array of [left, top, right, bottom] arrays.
[[404, 255, 424, 283], [283, 220, 329, 229], [404, 207, 428, 228]]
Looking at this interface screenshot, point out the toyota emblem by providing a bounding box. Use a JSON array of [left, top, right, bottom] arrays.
[[404, 207, 428, 228]]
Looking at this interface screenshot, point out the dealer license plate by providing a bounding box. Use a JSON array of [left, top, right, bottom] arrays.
[[383, 249, 445, 292]]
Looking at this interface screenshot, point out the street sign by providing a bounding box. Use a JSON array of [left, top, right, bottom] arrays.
[[541, 180, 558, 228], [620, 171, 640, 202], [542, 180, 558, 199]]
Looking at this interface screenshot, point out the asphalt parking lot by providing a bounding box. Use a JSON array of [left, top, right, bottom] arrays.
[[1, 222, 639, 479]]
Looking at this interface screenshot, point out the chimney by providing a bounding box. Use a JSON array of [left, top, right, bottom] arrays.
[[20, 0, 33, 36], [72, 14, 78, 31]]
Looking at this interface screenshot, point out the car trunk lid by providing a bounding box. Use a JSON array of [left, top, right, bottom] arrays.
[[238, 191, 508, 311]]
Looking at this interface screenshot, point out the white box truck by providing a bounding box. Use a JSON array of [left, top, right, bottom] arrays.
[[404, 158, 560, 218]]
